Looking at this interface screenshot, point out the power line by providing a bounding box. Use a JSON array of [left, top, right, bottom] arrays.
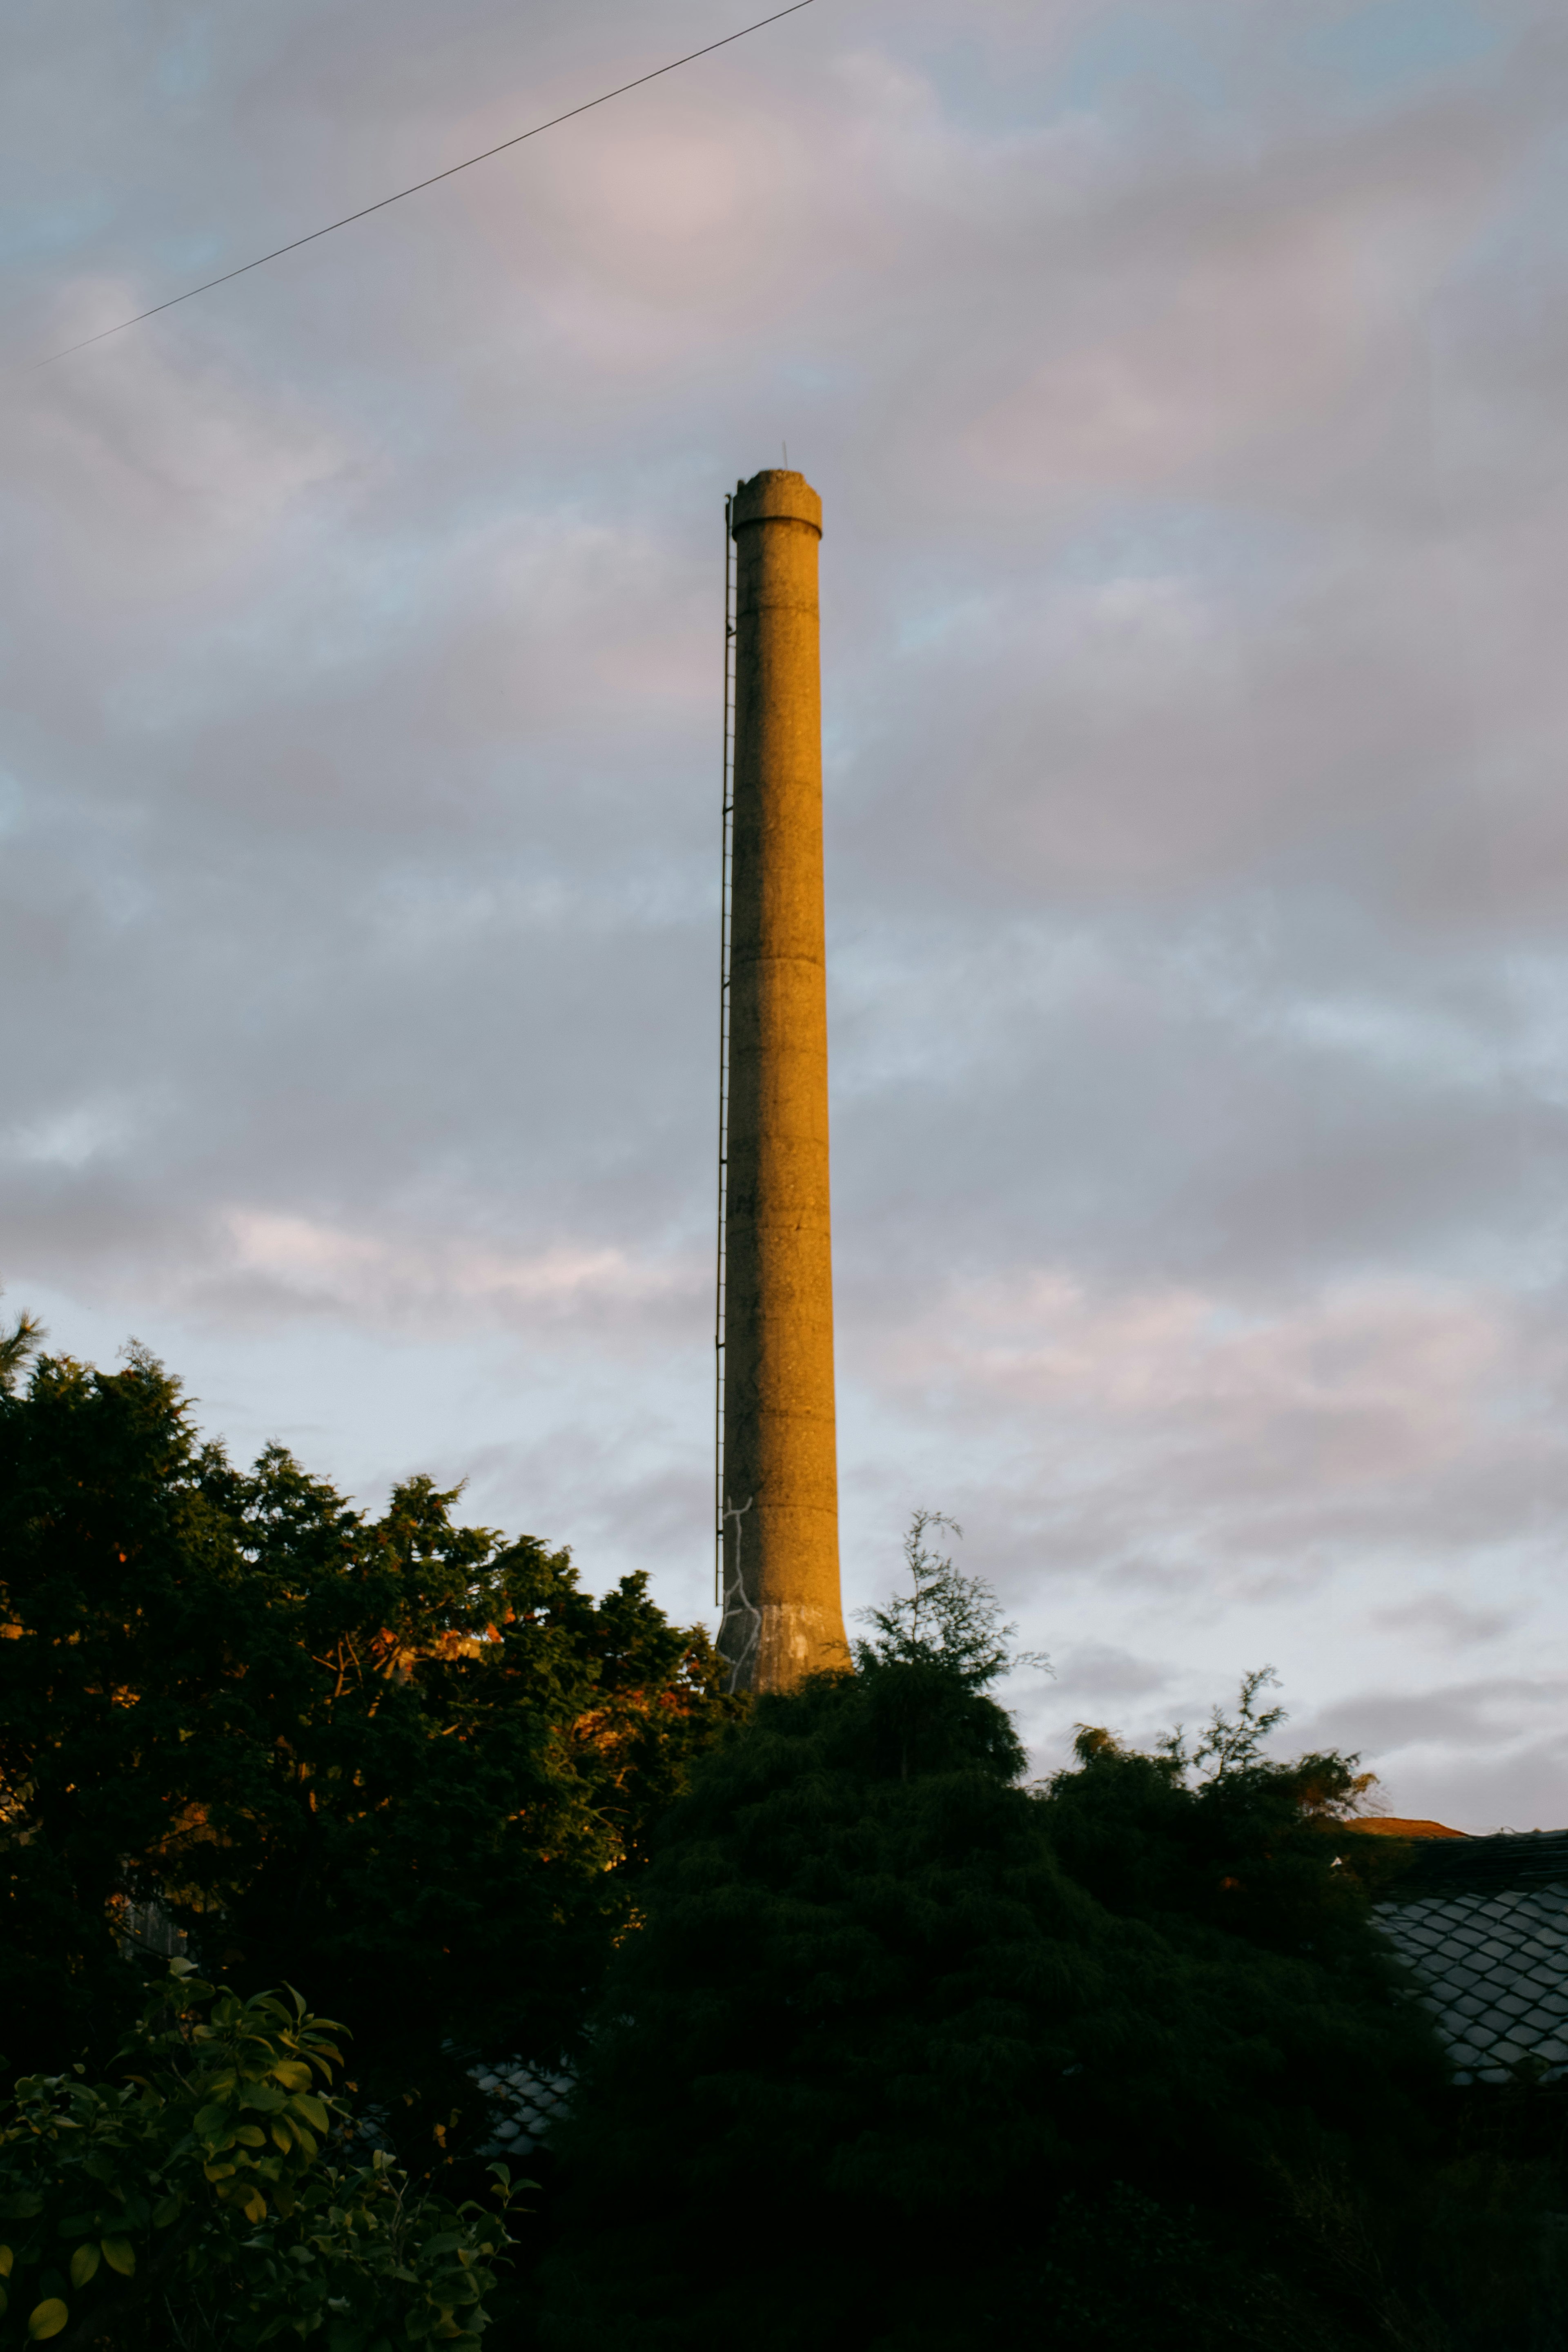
[[31, 0, 818, 370]]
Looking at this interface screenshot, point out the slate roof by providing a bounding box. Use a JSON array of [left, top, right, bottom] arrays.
[[1369, 1830, 1568, 2087], [473, 2056, 574, 2156]]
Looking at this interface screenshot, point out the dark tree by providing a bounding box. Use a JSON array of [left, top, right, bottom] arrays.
[[0, 1346, 735, 2165], [539, 1614, 1448, 2350]]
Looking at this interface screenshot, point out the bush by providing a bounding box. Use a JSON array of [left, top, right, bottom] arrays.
[[0, 1961, 521, 2349]]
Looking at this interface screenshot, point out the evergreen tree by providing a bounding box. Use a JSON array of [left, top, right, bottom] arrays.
[[539, 1555, 1446, 2350]]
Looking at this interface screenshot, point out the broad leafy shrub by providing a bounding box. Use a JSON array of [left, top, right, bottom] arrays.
[[0, 1961, 521, 2348]]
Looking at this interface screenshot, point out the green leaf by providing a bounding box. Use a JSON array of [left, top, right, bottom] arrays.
[[27, 2301, 70, 2342], [0, 2196, 44, 2223], [68, 2245, 100, 2288], [101, 2238, 135, 2278], [152, 2196, 182, 2229], [270, 2119, 295, 2155], [194, 2101, 230, 2138], [287, 2093, 330, 2134]]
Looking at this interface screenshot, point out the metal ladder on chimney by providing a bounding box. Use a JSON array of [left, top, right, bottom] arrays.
[[715, 494, 737, 1607]]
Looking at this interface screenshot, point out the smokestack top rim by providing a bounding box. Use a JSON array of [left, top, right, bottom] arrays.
[[731, 468, 822, 538]]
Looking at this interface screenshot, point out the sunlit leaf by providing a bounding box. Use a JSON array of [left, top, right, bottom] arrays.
[[288, 2093, 330, 2133], [101, 2238, 135, 2277], [68, 2245, 100, 2288], [0, 2246, 12, 2277], [27, 2300, 70, 2342]]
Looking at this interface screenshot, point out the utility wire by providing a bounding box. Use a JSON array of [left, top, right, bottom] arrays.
[[31, 0, 817, 369]]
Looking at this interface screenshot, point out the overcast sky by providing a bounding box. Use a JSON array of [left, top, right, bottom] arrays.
[[4, 0, 1567, 1826]]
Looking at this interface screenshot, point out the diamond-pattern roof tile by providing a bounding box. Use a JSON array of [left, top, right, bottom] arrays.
[[1365, 1829, 1568, 2084], [468, 2054, 575, 2156]]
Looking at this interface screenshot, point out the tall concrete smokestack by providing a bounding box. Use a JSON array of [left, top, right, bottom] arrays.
[[717, 468, 849, 1692]]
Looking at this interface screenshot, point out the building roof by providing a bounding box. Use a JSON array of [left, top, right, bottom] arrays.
[[1364, 1830, 1568, 2086], [1346, 1816, 1468, 1840]]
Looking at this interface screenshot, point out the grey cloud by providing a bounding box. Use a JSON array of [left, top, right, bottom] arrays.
[[1297, 1676, 1568, 1768], [5, 0, 1568, 1816], [1372, 1593, 1516, 1648], [1053, 1641, 1173, 1699]]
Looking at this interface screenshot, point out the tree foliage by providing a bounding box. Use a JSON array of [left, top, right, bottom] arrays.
[[539, 1632, 1448, 2350], [852, 1509, 1048, 1690], [0, 1302, 41, 1400], [1046, 1683, 1399, 1980], [0, 1960, 520, 2348], [0, 1346, 736, 2160]]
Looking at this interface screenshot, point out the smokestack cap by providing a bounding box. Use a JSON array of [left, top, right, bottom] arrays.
[[731, 469, 822, 538]]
